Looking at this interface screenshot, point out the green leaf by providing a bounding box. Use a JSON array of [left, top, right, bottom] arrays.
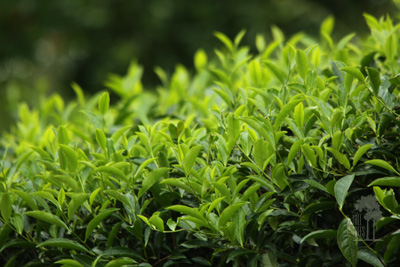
[[301, 229, 337, 243], [149, 213, 164, 232], [95, 129, 107, 151], [104, 258, 137, 267], [58, 126, 70, 145], [366, 67, 381, 95], [68, 193, 89, 221], [25, 211, 69, 230], [240, 117, 273, 145], [334, 174, 355, 210], [166, 205, 203, 220], [369, 177, 400, 187], [0, 193, 12, 223], [106, 222, 122, 248], [227, 113, 240, 141], [104, 190, 132, 210], [337, 218, 358, 267], [301, 144, 317, 167], [138, 168, 169, 198], [95, 166, 127, 182], [55, 259, 84, 267], [303, 180, 329, 193], [337, 33, 356, 50], [213, 182, 231, 204], [358, 247, 385, 267], [183, 146, 203, 175], [274, 99, 302, 130], [194, 49, 207, 70], [71, 82, 85, 106], [287, 139, 303, 166], [260, 250, 278, 267], [218, 202, 247, 227], [302, 201, 336, 217], [385, 34, 397, 61], [296, 49, 308, 79], [253, 139, 271, 171], [327, 147, 351, 170], [294, 102, 304, 130], [353, 144, 373, 167], [208, 197, 226, 214], [214, 31, 234, 53], [10, 213, 23, 235], [59, 144, 78, 172], [31, 146, 51, 160], [248, 175, 276, 192], [365, 159, 400, 175], [234, 29, 246, 47], [85, 208, 119, 241], [102, 247, 142, 259], [263, 60, 286, 84], [160, 178, 193, 194], [38, 238, 90, 253], [341, 66, 365, 84], [226, 249, 253, 263], [98, 91, 110, 115], [384, 234, 400, 263], [13, 190, 37, 210], [320, 16, 335, 35]]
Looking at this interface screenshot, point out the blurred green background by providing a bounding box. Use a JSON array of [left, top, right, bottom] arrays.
[[0, 0, 397, 132]]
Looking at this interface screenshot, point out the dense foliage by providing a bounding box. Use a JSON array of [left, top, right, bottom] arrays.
[[2, 13, 400, 266], [0, 0, 397, 133]]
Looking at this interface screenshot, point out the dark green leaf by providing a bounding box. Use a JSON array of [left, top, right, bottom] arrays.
[[337, 218, 358, 267]]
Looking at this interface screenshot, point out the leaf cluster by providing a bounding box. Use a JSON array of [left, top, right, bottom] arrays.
[[2, 13, 400, 267]]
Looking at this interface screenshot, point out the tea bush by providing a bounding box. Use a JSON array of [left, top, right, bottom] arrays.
[[2, 13, 400, 267]]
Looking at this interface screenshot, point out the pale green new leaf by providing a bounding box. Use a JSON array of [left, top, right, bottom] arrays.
[[183, 145, 203, 175], [149, 213, 164, 232], [353, 144, 373, 167], [95, 128, 107, 151], [369, 177, 400, 187], [365, 159, 400, 175], [214, 31, 234, 53], [295, 49, 308, 79], [287, 139, 303, 166], [98, 91, 110, 115]]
